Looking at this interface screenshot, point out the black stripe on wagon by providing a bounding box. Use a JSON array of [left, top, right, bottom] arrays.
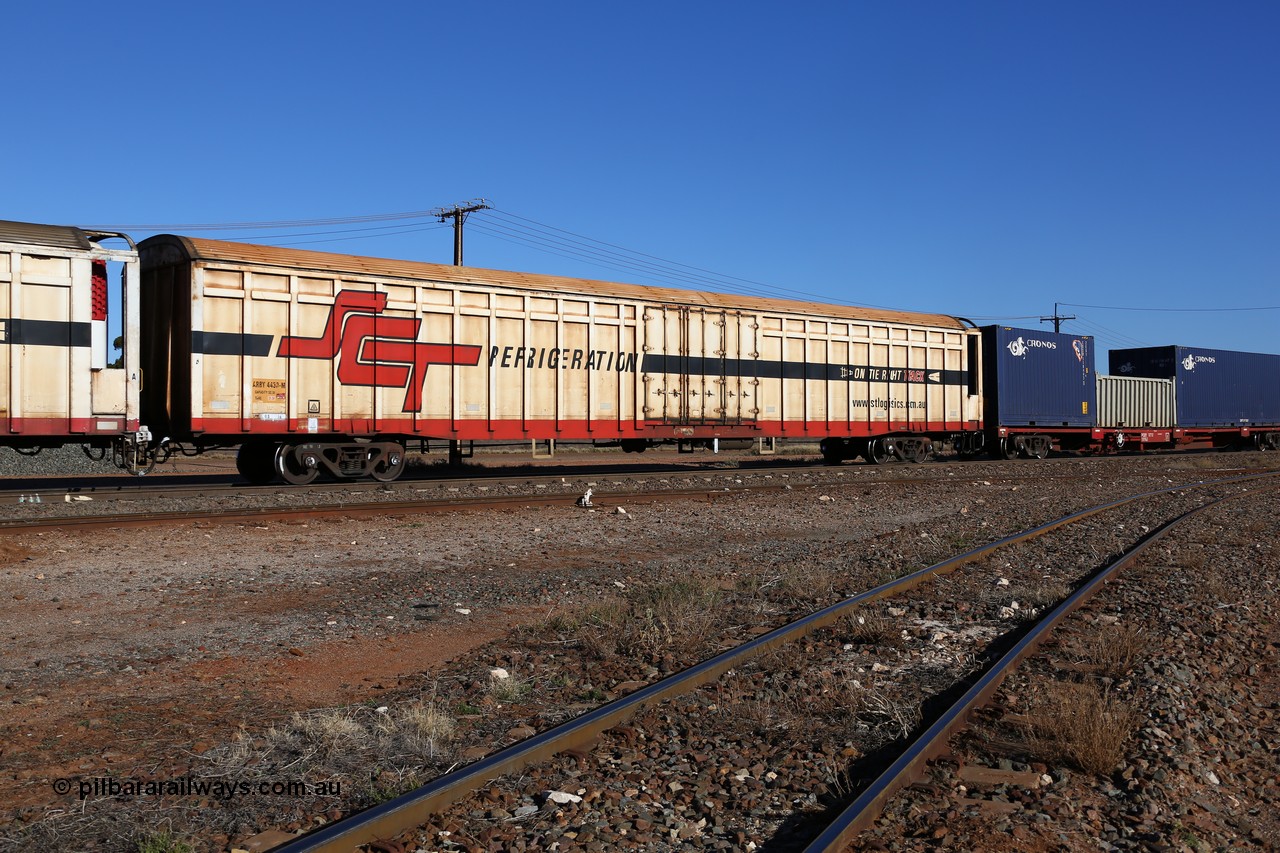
[[641, 354, 967, 385], [193, 331, 275, 357], [0, 318, 92, 347]]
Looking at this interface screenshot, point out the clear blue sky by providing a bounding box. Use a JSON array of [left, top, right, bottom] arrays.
[[6, 1, 1278, 358]]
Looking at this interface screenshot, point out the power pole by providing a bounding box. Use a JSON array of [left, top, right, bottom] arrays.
[[431, 200, 489, 468], [432, 199, 490, 266], [1040, 302, 1076, 334]]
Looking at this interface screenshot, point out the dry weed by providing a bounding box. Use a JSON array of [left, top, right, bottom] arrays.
[[838, 610, 903, 647], [1024, 681, 1141, 774], [730, 660, 919, 744], [487, 670, 530, 704], [1015, 577, 1070, 613], [738, 563, 848, 608], [612, 578, 723, 659], [517, 579, 723, 662], [1077, 622, 1149, 678], [205, 700, 457, 785], [855, 685, 923, 740]]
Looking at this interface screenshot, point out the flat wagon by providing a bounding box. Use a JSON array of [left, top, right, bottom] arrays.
[[1109, 345, 1280, 450], [138, 236, 981, 482]]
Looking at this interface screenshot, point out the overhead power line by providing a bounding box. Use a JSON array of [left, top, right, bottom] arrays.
[[197, 221, 448, 245], [97, 210, 442, 231], [474, 209, 910, 311], [1059, 301, 1280, 312], [1068, 316, 1151, 350], [267, 223, 448, 247], [88, 210, 1276, 319]]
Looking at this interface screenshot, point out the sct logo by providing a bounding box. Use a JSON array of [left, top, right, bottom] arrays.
[[277, 291, 481, 412], [1006, 337, 1057, 358]]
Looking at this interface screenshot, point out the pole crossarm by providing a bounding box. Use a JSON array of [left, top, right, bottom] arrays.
[[431, 199, 491, 266]]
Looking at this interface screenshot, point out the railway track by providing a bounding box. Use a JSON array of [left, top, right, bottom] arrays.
[[2, 453, 1271, 530], [260, 471, 1278, 852], [802, 486, 1265, 851], [0, 459, 998, 505], [0, 485, 749, 532]]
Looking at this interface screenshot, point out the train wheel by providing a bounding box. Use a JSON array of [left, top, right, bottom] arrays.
[[275, 444, 319, 486], [866, 438, 893, 465], [1029, 437, 1050, 459], [236, 441, 277, 485], [369, 443, 406, 482], [999, 437, 1021, 459]]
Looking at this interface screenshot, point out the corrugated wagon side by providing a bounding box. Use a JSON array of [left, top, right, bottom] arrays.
[[1094, 374, 1176, 451], [139, 236, 982, 482], [0, 220, 148, 470]]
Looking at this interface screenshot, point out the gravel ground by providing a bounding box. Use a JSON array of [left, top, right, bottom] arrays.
[[0, 445, 134, 478], [0, 450, 1275, 851]]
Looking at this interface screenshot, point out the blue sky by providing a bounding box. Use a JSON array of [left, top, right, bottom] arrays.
[[6, 2, 1278, 358]]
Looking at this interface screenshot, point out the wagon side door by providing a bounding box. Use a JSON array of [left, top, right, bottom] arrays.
[[642, 304, 692, 424]]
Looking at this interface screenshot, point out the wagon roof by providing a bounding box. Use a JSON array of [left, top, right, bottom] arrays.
[[140, 234, 967, 330], [0, 220, 96, 251]]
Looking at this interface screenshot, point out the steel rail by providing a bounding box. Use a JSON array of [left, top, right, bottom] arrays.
[[801, 481, 1278, 853], [0, 458, 871, 506], [3, 453, 1257, 505], [267, 470, 1279, 853], [2, 464, 1217, 533], [0, 485, 752, 532]]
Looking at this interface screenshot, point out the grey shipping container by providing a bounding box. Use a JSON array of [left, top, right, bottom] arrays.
[[1109, 346, 1280, 428], [981, 326, 1095, 427], [1096, 375, 1174, 429]]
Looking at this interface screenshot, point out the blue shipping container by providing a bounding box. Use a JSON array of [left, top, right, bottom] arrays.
[[982, 326, 1095, 427], [1109, 346, 1280, 428]]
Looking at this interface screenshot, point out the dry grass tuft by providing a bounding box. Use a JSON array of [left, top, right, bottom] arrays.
[[518, 578, 723, 663], [204, 700, 456, 790], [616, 578, 723, 658], [1023, 681, 1142, 774], [135, 829, 194, 853], [1077, 622, 1149, 678], [730, 661, 920, 744], [736, 563, 849, 608], [487, 670, 530, 704], [838, 610, 903, 647], [1014, 577, 1071, 614]]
